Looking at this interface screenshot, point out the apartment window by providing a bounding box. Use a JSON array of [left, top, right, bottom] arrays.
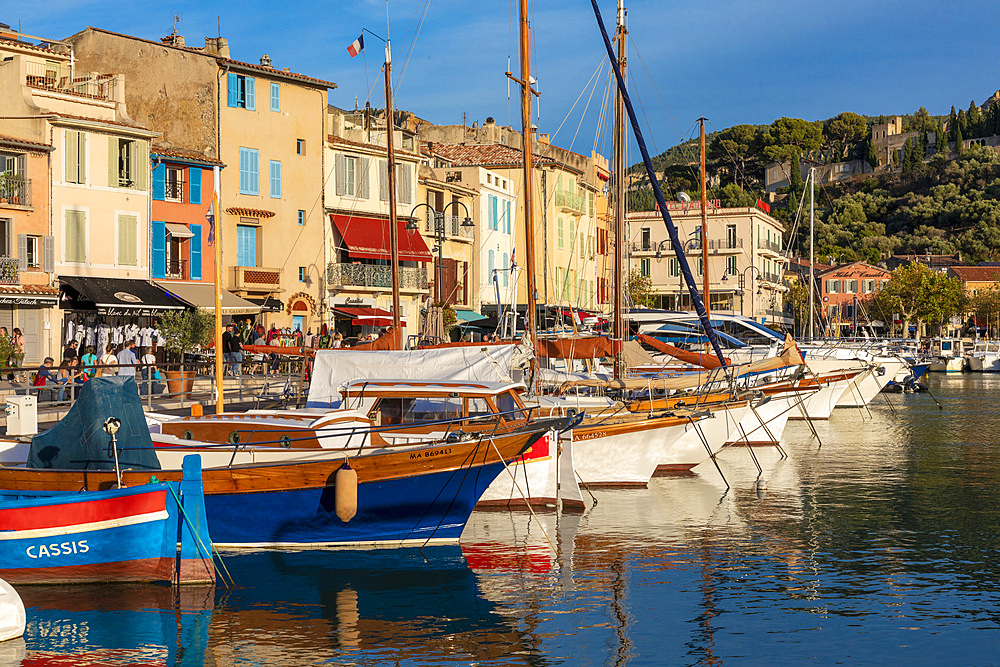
[[401, 134, 415, 151], [236, 224, 257, 267], [640, 258, 651, 277], [297, 210, 305, 226], [64, 130, 86, 184], [239, 148, 259, 195], [22, 235, 39, 268], [298, 267, 306, 282], [0, 219, 9, 258], [341, 155, 357, 196], [270, 160, 282, 198], [726, 224, 737, 249], [669, 257, 679, 278], [726, 255, 737, 276], [111, 138, 138, 188], [270, 82, 280, 112], [827, 280, 839, 294], [697, 257, 703, 275], [296, 139, 305, 155], [64, 210, 86, 263], [641, 227, 651, 250], [117, 214, 138, 266], [589, 192, 595, 217], [165, 167, 183, 201], [226, 73, 255, 110], [557, 218, 564, 247]]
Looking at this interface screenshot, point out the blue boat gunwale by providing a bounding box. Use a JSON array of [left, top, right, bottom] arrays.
[[0, 480, 171, 511]]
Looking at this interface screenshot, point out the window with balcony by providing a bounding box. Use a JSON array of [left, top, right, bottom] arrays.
[[0, 152, 26, 204], [164, 167, 183, 201], [166, 234, 186, 278], [641, 227, 651, 251], [227, 73, 255, 110], [727, 224, 737, 249]]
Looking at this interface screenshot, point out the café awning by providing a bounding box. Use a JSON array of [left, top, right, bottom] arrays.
[[59, 276, 186, 315], [333, 306, 407, 327], [330, 214, 432, 263], [155, 281, 262, 315], [165, 223, 194, 239]]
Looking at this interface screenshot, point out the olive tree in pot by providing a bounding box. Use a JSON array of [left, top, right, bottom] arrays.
[[158, 309, 213, 398]]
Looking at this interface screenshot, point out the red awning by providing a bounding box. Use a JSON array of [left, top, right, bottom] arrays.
[[330, 214, 432, 263], [333, 306, 407, 326]]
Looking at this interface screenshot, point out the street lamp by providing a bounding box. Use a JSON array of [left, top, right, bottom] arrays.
[[732, 265, 764, 321], [408, 201, 474, 303], [675, 238, 701, 311]]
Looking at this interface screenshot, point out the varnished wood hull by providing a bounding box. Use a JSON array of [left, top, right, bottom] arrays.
[[0, 430, 543, 547]]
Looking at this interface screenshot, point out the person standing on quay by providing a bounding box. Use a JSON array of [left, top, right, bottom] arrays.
[[222, 324, 242, 376], [117, 340, 138, 377]]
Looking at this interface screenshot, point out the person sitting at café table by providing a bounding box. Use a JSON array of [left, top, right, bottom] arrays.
[[33, 357, 68, 401]]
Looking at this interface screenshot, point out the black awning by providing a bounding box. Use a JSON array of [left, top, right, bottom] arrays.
[[245, 296, 284, 312], [59, 276, 186, 316]]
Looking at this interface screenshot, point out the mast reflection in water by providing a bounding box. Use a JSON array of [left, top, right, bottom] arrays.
[[15, 375, 1000, 663]]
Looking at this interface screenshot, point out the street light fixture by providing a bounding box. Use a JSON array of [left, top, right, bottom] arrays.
[[408, 200, 474, 303], [737, 265, 765, 321]]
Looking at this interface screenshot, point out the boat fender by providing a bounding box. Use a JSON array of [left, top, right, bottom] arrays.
[[335, 459, 358, 523], [0, 578, 25, 642]]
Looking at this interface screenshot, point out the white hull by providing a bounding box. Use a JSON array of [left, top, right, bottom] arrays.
[[656, 402, 751, 473], [726, 391, 803, 446], [789, 377, 852, 420], [571, 419, 690, 487], [967, 355, 1000, 372], [477, 430, 584, 510], [929, 356, 964, 372]]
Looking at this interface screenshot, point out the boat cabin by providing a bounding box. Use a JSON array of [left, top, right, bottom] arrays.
[[340, 380, 531, 430]]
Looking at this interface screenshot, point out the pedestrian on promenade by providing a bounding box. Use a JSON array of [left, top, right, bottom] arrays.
[[98, 344, 118, 377], [63, 340, 79, 361], [117, 341, 138, 377], [80, 345, 98, 378], [222, 324, 242, 376]]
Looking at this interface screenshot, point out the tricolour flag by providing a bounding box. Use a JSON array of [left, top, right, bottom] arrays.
[[347, 34, 365, 58]]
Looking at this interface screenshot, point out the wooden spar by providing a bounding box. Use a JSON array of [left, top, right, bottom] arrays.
[[516, 0, 538, 354], [213, 166, 224, 414], [612, 0, 627, 380], [384, 41, 402, 346], [699, 118, 709, 316]]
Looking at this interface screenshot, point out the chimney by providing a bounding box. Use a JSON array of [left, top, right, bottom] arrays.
[[161, 33, 185, 47], [202, 37, 230, 58], [260, 54, 271, 67]]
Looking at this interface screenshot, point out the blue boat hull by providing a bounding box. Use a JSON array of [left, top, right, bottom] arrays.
[[205, 459, 507, 547]]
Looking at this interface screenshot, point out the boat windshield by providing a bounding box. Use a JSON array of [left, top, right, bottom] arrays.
[[495, 391, 528, 423], [376, 397, 462, 426]]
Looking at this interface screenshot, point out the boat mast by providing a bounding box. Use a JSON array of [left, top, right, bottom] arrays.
[[213, 167, 224, 414], [384, 41, 402, 346], [808, 167, 814, 340], [509, 0, 539, 352], [699, 117, 709, 317], [611, 0, 627, 380]]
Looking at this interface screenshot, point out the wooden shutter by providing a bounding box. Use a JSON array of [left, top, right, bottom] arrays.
[[246, 77, 255, 110], [64, 130, 78, 183], [227, 73, 238, 107], [359, 157, 370, 199], [77, 131, 86, 184], [188, 167, 201, 204], [190, 223, 202, 280], [270, 160, 281, 198], [16, 234, 26, 270], [43, 236, 54, 273], [118, 215, 138, 266], [335, 154, 346, 196], [134, 140, 147, 191], [151, 220, 165, 279], [239, 149, 248, 193], [152, 163, 165, 200], [64, 210, 85, 262], [270, 82, 280, 111], [108, 136, 118, 187], [378, 159, 388, 201]]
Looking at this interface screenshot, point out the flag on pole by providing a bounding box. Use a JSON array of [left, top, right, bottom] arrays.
[[510, 248, 517, 270], [347, 34, 365, 58], [206, 197, 216, 244]]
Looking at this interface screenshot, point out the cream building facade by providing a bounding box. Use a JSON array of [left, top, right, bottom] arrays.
[[627, 205, 792, 328]]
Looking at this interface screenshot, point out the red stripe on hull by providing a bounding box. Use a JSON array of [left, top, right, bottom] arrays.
[[0, 489, 167, 531], [652, 464, 698, 477], [579, 481, 648, 489], [725, 440, 780, 447], [0, 557, 174, 584]]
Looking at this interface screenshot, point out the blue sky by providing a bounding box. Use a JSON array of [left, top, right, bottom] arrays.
[[13, 0, 1000, 161]]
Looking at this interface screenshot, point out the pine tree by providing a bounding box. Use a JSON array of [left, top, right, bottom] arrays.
[[956, 123, 964, 155]]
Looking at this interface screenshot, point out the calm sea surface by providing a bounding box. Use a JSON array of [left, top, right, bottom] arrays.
[[11, 374, 1000, 665]]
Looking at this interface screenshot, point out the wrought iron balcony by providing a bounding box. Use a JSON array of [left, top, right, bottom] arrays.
[[0, 257, 19, 285], [327, 262, 428, 291], [555, 190, 585, 214], [0, 176, 30, 207]]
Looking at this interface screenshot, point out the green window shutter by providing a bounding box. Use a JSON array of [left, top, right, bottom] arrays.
[[134, 140, 147, 191], [359, 157, 370, 199], [65, 210, 86, 262], [64, 130, 78, 183], [77, 131, 86, 184], [108, 136, 118, 187], [117, 214, 137, 266], [335, 154, 346, 196]]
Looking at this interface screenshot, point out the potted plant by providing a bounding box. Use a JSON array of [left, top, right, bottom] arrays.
[[158, 309, 213, 398], [0, 173, 23, 205]]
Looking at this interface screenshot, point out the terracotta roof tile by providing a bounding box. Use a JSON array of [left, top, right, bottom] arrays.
[[49, 113, 151, 131], [949, 266, 1000, 282], [152, 146, 224, 165], [0, 134, 53, 152], [328, 136, 422, 160], [0, 37, 61, 55], [430, 143, 558, 168], [225, 207, 275, 219], [0, 285, 60, 295]]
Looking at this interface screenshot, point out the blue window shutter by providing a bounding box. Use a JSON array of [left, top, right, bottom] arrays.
[[188, 167, 202, 204], [270, 160, 281, 198], [246, 77, 255, 110], [152, 163, 165, 200], [227, 73, 238, 107], [249, 150, 259, 195], [505, 202, 511, 233], [270, 82, 280, 111], [491, 196, 497, 230], [239, 148, 248, 193], [502, 253, 509, 286], [151, 220, 166, 279], [488, 250, 495, 276], [190, 224, 202, 280]]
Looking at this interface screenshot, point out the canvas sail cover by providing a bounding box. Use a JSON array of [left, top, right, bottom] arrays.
[[307, 345, 521, 408], [27, 376, 160, 471]]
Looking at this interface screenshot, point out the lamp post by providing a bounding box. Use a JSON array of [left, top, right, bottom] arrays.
[[408, 201, 474, 303], [731, 265, 764, 321], [674, 238, 700, 311]]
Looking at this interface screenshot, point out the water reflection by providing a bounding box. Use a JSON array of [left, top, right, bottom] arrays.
[[15, 376, 1000, 663]]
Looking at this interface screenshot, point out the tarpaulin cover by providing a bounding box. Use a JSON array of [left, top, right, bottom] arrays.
[[306, 344, 519, 408], [637, 334, 730, 368], [27, 376, 159, 471], [535, 336, 618, 360]]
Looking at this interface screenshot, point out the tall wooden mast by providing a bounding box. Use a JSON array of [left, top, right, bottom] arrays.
[[699, 117, 709, 316], [384, 41, 402, 345], [611, 0, 627, 380]]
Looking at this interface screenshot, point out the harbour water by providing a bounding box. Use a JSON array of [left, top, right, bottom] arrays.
[[12, 374, 1000, 664]]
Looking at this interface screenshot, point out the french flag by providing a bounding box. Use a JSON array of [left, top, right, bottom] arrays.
[[347, 34, 364, 58]]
